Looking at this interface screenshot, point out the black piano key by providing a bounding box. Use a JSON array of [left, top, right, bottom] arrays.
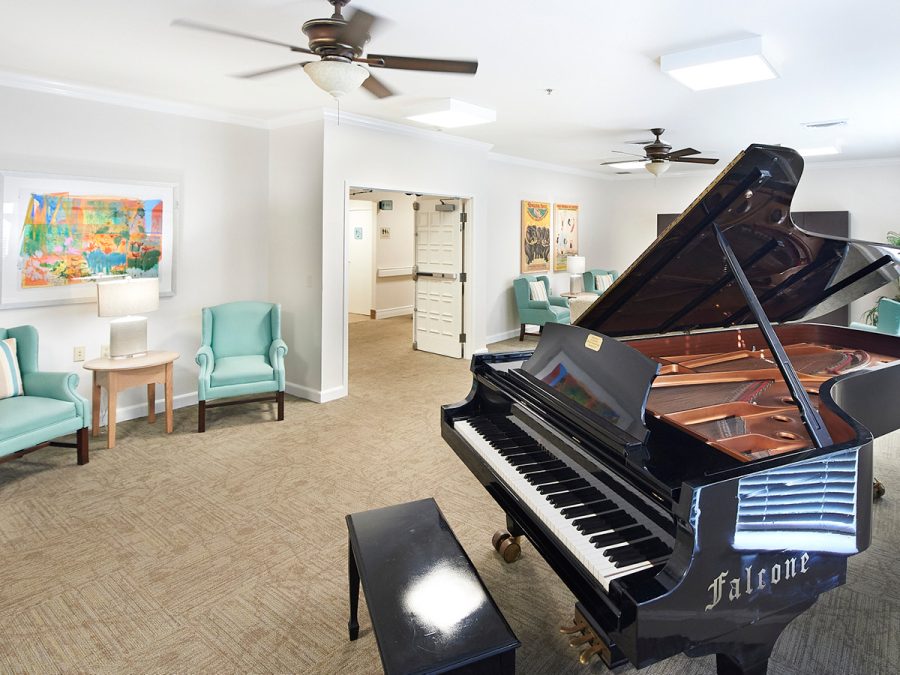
[[504, 451, 552, 466], [536, 478, 589, 495], [590, 525, 650, 548], [608, 545, 670, 568], [573, 511, 635, 535], [517, 459, 566, 475], [560, 499, 617, 520], [605, 540, 671, 565], [546, 487, 605, 509], [524, 468, 578, 486], [496, 445, 543, 458]]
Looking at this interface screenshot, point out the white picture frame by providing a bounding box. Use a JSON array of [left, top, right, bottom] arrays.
[[1, 171, 177, 308]]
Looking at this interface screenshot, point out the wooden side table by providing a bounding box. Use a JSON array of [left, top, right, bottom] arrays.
[[84, 350, 179, 448]]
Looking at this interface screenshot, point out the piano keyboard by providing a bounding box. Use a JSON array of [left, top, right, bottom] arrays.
[[455, 414, 673, 591]]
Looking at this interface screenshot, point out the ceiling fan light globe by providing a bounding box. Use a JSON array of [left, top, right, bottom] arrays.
[[645, 160, 670, 176], [303, 60, 368, 97]]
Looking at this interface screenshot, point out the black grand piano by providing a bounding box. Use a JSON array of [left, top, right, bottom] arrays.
[[441, 145, 900, 675]]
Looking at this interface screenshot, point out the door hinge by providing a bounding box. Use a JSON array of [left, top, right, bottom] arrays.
[[459, 333, 466, 343], [459, 212, 467, 223], [413, 202, 420, 211], [459, 272, 467, 283], [413, 341, 418, 350]]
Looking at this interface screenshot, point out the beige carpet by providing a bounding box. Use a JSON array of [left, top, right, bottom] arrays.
[[0, 315, 897, 674]]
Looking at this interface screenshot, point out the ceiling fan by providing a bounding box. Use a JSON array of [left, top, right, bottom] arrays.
[[602, 128, 719, 175], [172, 0, 478, 98]]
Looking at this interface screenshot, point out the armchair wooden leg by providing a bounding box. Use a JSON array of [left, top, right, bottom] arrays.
[[276, 391, 285, 421], [198, 400, 206, 433], [76, 427, 89, 465], [519, 324, 526, 341]]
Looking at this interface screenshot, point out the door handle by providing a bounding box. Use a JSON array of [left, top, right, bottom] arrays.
[[413, 269, 458, 281]]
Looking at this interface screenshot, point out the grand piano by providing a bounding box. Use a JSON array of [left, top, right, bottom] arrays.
[[441, 145, 900, 675]]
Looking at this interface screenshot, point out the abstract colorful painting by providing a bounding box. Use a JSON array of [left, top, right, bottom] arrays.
[[553, 203, 579, 271], [521, 200, 551, 273], [19, 193, 163, 287], [1, 172, 176, 307]]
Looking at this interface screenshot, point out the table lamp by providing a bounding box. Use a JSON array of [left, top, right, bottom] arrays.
[[567, 256, 586, 294], [97, 277, 159, 358]]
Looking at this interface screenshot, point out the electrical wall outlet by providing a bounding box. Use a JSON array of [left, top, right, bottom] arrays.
[[73, 346, 85, 362], [101, 344, 110, 358]]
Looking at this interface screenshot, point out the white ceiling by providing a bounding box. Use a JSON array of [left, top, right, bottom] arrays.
[[2, 0, 899, 173]]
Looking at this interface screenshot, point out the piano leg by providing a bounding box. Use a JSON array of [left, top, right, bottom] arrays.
[[506, 514, 525, 539], [715, 651, 770, 675]]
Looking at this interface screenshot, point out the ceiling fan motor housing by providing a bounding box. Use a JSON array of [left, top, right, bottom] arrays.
[[302, 17, 366, 60]]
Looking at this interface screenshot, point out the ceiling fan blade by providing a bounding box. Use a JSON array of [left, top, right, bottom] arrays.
[[232, 62, 311, 79], [366, 53, 478, 74], [666, 147, 700, 159], [171, 19, 314, 54], [611, 149, 647, 158], [361, 72, 394, 98], [671, 156, 719, 164], [625, 139, 654, 145], [340, 8, 379, 48], [601, 158, 648, 165]]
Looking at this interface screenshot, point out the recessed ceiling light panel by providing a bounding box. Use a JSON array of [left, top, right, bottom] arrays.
[[405, 98, 496, 128], [661, 36, 777, 91]]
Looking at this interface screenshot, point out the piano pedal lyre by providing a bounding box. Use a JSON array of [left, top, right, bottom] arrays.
[[492, 530, 522, 563], [561, 606, 616, 667]]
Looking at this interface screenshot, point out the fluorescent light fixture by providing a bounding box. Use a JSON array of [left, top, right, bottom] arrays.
[[405, 98, 496, 128], [606, 161, 647, 170], [797, 145, 841, 157], [661, 36, 777, 91]]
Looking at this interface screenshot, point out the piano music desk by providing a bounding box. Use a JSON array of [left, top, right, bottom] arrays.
[[346, 498, 520, 674]]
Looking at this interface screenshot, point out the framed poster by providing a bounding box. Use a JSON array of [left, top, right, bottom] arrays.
[[1, 171, 176, 308], [521, 200, 551, 273], [554, 203, 579, 271]]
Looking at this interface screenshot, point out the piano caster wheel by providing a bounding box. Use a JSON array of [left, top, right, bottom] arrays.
[[874, 479, 885, 500], [492, 530, 521, 563]]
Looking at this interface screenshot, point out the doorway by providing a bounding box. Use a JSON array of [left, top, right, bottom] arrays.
[[346, 187, 470, 360]]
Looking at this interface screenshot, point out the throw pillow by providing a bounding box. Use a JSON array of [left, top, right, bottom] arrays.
[[595, 273, 614, 292], [0, 338, 24, 399], [528, 280, 548, 302]]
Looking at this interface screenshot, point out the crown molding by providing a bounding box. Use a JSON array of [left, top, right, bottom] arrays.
[[268, 110, 325, 129], [0, 70, 269, 129], [487, 152, 605, 179], [322, 109, 494, 152]]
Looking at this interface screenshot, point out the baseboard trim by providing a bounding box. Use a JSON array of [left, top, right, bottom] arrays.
[[487, 328, 522, 343], [111, 391, 198, 424], [284, 382, 348, 403], [375, 305, 413, 319]]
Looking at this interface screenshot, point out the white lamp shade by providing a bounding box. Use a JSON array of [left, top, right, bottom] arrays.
[[567, 255, 586, 274], [646, 161, 671, 176], [97, 277, 159, 317], [303, 61, 369, 97]]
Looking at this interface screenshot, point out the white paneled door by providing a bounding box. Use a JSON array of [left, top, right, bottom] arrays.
[[414, 200, 465, 358]]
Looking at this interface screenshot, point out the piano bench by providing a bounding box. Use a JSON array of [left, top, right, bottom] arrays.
[[346, 498, 520, 674]]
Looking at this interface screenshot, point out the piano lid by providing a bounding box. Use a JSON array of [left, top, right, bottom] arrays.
[[578, 144, 900, 338]]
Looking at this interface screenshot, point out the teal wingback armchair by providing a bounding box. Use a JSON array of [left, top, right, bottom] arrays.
[[513, 274, 571, 341], [582, 269, 619, 296], [0, 325, 89, 465], [850, 297, 900, 336], [196, 302, 288, 432]]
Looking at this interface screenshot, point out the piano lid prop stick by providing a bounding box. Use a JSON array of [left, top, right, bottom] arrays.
[[713, 223, 833, 448]]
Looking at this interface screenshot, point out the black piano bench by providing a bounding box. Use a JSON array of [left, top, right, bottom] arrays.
[[346, 498, 520, 674]]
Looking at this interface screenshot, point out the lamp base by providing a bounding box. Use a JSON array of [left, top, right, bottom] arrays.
[[109, 316, 148, 358], [569, 275, 585, 295]]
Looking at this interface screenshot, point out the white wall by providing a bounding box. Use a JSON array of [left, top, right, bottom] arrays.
[[370, 191, 415, 317], [0, 86, 269, 418], [599, 160, 900, 324], [267, 120, 324, 400]]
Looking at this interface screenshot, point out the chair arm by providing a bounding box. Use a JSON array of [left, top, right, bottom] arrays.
[[196, 345, 214, 400], [549, 295, 568, 308], [269, 338, 288, 391], [527, 299, 550, 310], [23, 371, 89, 421]]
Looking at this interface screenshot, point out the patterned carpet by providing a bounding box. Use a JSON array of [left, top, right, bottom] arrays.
[[0, 315, 897, 674]]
